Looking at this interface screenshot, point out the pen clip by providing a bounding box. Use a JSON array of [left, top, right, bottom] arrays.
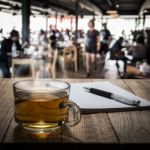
[[132, 99, 140, 106]]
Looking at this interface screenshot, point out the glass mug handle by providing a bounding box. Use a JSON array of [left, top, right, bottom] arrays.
[[59, 101, 81, 127]]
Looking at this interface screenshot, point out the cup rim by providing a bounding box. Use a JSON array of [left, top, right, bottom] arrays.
[[13, 79, 71, 92]]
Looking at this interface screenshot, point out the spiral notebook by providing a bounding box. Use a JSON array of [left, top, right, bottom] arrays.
[[69, 81, 150, 113]]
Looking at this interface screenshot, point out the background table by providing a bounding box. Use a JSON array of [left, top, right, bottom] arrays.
[[0, 79, 150, 144], [11, 58, 35, 78]]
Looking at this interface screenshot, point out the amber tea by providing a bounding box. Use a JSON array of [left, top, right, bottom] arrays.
[[15, 91, 68, 131]]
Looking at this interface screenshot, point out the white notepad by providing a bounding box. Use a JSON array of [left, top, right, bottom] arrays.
[[69, 81, 150, 113]]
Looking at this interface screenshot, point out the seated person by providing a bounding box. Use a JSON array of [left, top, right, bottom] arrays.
[[109, 37, 124, 59], [109, 37, 130, 74], [110, 37, 123, 52], [0, 30, 22, 78], [128, 35, 146, 65]]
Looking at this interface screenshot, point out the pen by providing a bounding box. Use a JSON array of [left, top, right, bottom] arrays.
[[83, 87, 140, 106]]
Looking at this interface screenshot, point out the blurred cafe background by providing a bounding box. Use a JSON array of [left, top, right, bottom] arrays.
[[0, 0, 150, 79]]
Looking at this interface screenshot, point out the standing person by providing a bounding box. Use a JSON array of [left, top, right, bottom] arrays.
[[0, 30, 22, 78], [85, 20, 100, 77], [100, 23, 111, 55], [48, 29, 57, 51], [39, 29, 48, 51]]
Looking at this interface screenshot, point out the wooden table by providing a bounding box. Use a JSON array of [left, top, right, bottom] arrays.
[[0, 79, 150, 145], [12, 58, 35, 78]]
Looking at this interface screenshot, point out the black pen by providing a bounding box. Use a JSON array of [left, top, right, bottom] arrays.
[[83, 87, 140, 106]]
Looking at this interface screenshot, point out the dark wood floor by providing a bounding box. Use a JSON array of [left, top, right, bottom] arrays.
[[37, 54, 122, 79]]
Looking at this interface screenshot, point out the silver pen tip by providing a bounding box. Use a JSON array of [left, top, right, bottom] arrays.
[[83, 87, 90, 91], [133, 99, 141, 106]]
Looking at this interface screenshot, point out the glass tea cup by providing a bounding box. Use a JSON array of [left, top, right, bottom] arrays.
[[13, 79, 81, 134]]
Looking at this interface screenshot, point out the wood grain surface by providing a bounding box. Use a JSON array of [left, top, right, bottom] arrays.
[[0, 79, 150, 144], [108, 79, 150, 143]]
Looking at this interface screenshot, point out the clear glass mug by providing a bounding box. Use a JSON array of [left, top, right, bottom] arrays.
[[13, 79, 81, 134]]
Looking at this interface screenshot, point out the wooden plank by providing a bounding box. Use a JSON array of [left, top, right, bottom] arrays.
[[123, 79, 150, 100], [61, 78, 94, 83], [108, 80, 150, 143], [108, 111, 150, 143], [0, 79, 25, 142], [62, 113, 118, 143], [0, 79, 14, 142], [0, 107, 13, 142], [0, 79, 14, 107]]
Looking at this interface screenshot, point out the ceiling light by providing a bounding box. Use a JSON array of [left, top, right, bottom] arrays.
[[106, 10, 118, 14]]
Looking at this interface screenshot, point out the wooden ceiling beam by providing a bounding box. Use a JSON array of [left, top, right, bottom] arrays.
[[79, 0, 103, 15]]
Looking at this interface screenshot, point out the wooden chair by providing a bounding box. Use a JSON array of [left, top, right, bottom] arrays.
[[59, 45, 78, 72]]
